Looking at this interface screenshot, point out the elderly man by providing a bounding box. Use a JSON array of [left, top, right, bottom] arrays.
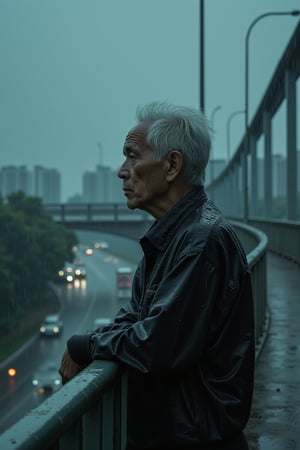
[[59, 102, 255, 450]]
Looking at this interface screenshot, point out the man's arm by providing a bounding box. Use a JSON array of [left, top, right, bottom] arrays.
[[63, 252, 220, 375], [59, 263, 143, 382]]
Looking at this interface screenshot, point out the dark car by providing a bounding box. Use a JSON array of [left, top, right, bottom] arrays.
[[32, 362, 61, 394], [39, 314, 63, 337], [73, 262, 87, 279]]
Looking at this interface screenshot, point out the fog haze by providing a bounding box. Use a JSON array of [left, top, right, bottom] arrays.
[[0, 0, 299, 201]]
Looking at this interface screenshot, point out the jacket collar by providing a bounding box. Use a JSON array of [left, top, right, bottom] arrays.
[[140, 187, 207, 252]]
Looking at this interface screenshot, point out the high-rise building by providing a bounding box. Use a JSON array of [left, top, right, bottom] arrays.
[[110, 169, 125, 203], [82, 165, 125, 203], [33, 166, 61, 203], [83, 170, 98, 203], [0, 165, 61, 203], [0, 165, 33, 198]]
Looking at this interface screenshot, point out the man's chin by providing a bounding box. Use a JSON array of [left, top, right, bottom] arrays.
[[126, 199, 138, 210]]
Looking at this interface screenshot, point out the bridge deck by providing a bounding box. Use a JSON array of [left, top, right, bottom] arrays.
[[245, 252, 300, 449]]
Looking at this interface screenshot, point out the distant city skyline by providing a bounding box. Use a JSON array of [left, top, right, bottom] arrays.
[[0, 164, 61, 203], [1, 149, 299, 205]]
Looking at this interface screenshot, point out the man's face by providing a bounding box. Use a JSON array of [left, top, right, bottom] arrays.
[[118, 122, 169, 216]]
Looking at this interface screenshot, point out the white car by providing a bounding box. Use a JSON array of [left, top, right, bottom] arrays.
[[39, 314, 63, 337]]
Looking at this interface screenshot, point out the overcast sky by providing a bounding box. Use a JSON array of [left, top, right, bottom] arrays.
[[1, 0, 299, 201]]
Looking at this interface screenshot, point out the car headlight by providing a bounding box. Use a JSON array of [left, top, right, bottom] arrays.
[[32, 379, 39, 386], [40, 327, 46, 333], [53, 326, 60, 333]]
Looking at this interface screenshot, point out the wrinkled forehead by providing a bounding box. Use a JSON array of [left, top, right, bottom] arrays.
[[124, 121, 152, 150]]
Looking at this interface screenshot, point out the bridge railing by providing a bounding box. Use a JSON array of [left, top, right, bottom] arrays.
[[0, 221, 268, 450], [0, 361, 127, 450], [232, 221, 268, 352]]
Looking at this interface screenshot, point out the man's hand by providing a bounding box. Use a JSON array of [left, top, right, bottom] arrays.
[[59, 348, 87, 384]]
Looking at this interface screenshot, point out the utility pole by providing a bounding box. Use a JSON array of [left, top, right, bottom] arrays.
[[199, 0, 205, 113]]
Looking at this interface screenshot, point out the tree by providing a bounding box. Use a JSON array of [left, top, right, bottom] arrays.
[[0, 192, 78, 332]]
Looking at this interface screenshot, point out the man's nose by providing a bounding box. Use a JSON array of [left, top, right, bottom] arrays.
[[117, 162, 130, 179]]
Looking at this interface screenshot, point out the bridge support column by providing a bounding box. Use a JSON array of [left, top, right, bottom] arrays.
[[263, 110, 272, 218], [250, 134, 258, 217], [285, 68, 297, 221]]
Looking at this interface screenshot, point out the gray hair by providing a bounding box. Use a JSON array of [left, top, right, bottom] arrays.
[[136, 101, 212, 186]]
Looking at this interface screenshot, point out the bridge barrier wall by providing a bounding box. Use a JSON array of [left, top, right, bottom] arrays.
[[0, 221, 268, 450], [249, 218, 300, 266]]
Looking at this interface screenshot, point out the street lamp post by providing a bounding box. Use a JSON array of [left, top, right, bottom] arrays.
[[244, 9, 300, 223], [199, 0, 205, 112], [210, 105, 222, 130], [226, 110, 245, 160]]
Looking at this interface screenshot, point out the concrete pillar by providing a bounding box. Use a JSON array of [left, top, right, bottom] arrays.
[[263, 110, 272, 218], [285, 68, 297, 221], [250, 134, 258, 217]]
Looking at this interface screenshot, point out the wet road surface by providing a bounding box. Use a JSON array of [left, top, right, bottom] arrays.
[[245, 252, 300, 450]]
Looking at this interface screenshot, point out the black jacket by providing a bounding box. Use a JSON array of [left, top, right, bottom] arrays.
[[68, 187, 255, 448]]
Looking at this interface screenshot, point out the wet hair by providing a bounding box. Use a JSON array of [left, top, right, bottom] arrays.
[[136, 101, 212, 186]]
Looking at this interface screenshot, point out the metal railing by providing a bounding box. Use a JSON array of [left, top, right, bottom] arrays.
[[232, 221, 268, 352], [0, 221, 268, 450], [0, 361, 127, 450]]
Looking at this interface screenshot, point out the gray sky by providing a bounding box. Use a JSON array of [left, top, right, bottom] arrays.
[[1, 0, 299, 201]]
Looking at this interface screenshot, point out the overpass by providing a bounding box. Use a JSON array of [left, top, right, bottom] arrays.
[[44, 203, 154, 239]]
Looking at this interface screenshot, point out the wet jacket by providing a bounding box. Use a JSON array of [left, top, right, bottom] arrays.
[[68, 187, 255, 449]]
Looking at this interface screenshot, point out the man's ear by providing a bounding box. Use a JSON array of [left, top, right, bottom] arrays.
[[165, 150, 183, 181]]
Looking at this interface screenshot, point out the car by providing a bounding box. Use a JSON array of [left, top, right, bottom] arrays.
[[39, 314, 63, 337], [73, 263, 87, 279], [32, 361, 61, 394], [93, 317, 112, 330], [94, 241, 109, 250], [116, 267, 133, 300], [56, 263, 74, 283]]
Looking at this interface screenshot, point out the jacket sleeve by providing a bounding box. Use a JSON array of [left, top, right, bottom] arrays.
[[68, 250, 224, 374]]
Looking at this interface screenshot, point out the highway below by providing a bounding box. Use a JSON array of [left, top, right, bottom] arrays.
[[0, 230, 140, 434]]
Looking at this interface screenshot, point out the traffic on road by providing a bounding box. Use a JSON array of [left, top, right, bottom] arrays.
[[0, 231, 138, 433]]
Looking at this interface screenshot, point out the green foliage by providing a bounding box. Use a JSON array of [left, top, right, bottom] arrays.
[[0, 192, 78, 333]]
